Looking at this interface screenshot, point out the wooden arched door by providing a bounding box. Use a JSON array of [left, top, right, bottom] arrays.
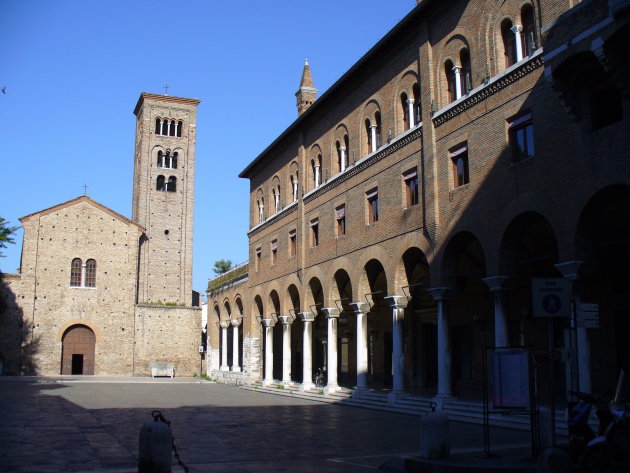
[[61, 325, 95, 375]]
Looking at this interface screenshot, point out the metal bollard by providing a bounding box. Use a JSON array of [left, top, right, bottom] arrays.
[[419, 402, 450, 459], [139, 411, 172, 473]]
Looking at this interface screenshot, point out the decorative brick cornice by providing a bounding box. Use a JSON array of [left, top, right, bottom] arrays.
[[432, 53, 544, 127], [304, 126, 423, 203], [248, 201, 297, 238]]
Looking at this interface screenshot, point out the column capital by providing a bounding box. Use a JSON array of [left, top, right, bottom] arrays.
[[321, 307, 340, 318], [298, 312, 316, 323], [384, 295, 408, 309], [261, 318, 276, 328], [369, 124, 378, 130], [427, 287, 451, 302], [406, 98, 415, 105], [230, 317, 242, 327], [511, 24, 523, 34], [278, 315, 294, 325], [219, 320, 231, 329], [349, 301, 370, 314], [555, 261, 584, 280], [339, 146, 346, 152], [482, 275, 510, 293], [452, 65, 462, 73]]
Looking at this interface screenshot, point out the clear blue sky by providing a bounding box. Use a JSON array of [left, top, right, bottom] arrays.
[[0, 0, 416, 294]]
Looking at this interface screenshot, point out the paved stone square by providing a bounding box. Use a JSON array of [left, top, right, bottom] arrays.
[[0, 377, 531, 472]]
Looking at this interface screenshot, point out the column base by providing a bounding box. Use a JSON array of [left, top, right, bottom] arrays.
[[352, 387, 369, 399], [231, 366, 241, 372], [300, 382, 315, 392], [262, 379, 274, 387], [432, 394, 456, 410], [324, 384, 339, 395], [220, 365, 230, 372], [387, 390, 406, 404]]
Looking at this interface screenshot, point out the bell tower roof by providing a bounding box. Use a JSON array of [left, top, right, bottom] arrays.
[[295, 59, 318, 116]]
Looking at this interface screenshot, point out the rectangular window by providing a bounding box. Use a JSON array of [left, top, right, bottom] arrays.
[[310, 218, 319, 247], [335, 205, 346, 236], [403, 169, 419, 207], [367, 189, 379, 223], [509, 113, 535, 162], [289, 229, 296, 257], [255, 247, 261, 271], [450, 145, 469, 188], [271, 239, 278, 265]]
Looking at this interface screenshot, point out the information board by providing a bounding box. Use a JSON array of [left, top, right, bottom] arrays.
[[531, 278, 570, 318], [493, 349, 530, 409]]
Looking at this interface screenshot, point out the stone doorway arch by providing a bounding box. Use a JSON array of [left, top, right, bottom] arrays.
[[61, 325, 96, 375]]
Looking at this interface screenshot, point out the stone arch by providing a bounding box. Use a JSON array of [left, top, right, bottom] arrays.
[[270, 175, 281, 213], [286, 284, 301, 314], [392, 233, 435, 293], [252, 294, 264, 319], [355, 246, 393, 298], [305, 276, 325, 315], [268, 289, 281, 316], [56, 320, 101, 343], [437, 33, 472, 106], [61, 324, 96, 375], [223, 299, 232, 320], [308, 144, 323, 190], [332, 124, 350, 174], [289, 160, 299, 203]]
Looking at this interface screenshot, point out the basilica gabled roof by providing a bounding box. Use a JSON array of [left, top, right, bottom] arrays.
[[19, 195, 145, 231]]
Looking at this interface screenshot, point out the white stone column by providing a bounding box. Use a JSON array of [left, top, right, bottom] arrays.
[[278, 315, 294, 384], [428, 287, 454, 407], [81, 262, 87, 287], [406, 98, 415, 128], [314, 165, 320, 188], [230, 318, 242, 372], [321, 307, 340, 393], [350, 301, 370, 397], [219, 320, 230, 372], [452, 66, 462, 100], [385, 295, 408, 402], [274, 193, 280, 213], [292, 180, 298, 202], [339, 146, 347, 172], [299, 312, 316, 391], [511, 24, 524, 62], [555, 261, 591, 394], [262, 318, 276, 386], [370, 125, 378, 153], [258, 203, 264, 223], [483, 276, 510, 348]]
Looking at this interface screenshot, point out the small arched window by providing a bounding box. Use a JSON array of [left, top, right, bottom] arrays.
[[460, 49, 472, 95], [365, 119, 372, 155], [172, 151, 178, 169], [169, 120, 176, 137], [70, 258, 82, 286], [177, 120, 183, 137], [502, 19, 517, 68], [85, 259, 96, 288], [445, 60, 456, 103], [401, 92, 410, 131], [412, 83, 421, 125], [157, 150, 163, 168], [522, 5, 536, 56], [167, 176, 176, 192], [161, 119, 168, 136], [156, 175, 165, 191], [155, 118, 161, 135], [374, 111, 382, 148], [343, 135, 350, 167]]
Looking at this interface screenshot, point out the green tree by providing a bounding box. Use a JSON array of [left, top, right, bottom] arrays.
[[212, 259, 233, 275], [0, 217, 18, 258]]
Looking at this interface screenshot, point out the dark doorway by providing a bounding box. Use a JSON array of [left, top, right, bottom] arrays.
[[71, 354, 84, 375]]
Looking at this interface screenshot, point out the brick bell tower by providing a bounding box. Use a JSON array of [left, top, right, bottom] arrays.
[[132, 92, 201, 306]]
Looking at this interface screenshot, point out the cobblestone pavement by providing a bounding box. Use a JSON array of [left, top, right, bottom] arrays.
[[0, 377, 531, 472]]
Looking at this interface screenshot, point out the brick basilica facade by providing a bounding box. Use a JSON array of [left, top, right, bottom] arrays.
[[207, 0, 630, 405], [0, 93, 201, 376]]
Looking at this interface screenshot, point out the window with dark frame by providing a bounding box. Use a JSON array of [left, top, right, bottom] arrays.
[[85, 259, 96, 287], [310, 218, 319, 247], [156, 175, 165, 191], [509, 113, 535, 162], [289, 229, 296, 257], [271, 239, 278, 265], [336, 205, 346, 236], [70, 258, 82, 286], [404, 169, 419, 207], [367, 189, 379, 223], [450, 145, 469, 188]]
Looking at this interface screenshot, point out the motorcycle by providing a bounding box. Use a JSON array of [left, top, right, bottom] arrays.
[[582, 370, 630, 472]]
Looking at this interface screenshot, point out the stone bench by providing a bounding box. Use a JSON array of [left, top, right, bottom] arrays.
[[150, 361, 174, 378]]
